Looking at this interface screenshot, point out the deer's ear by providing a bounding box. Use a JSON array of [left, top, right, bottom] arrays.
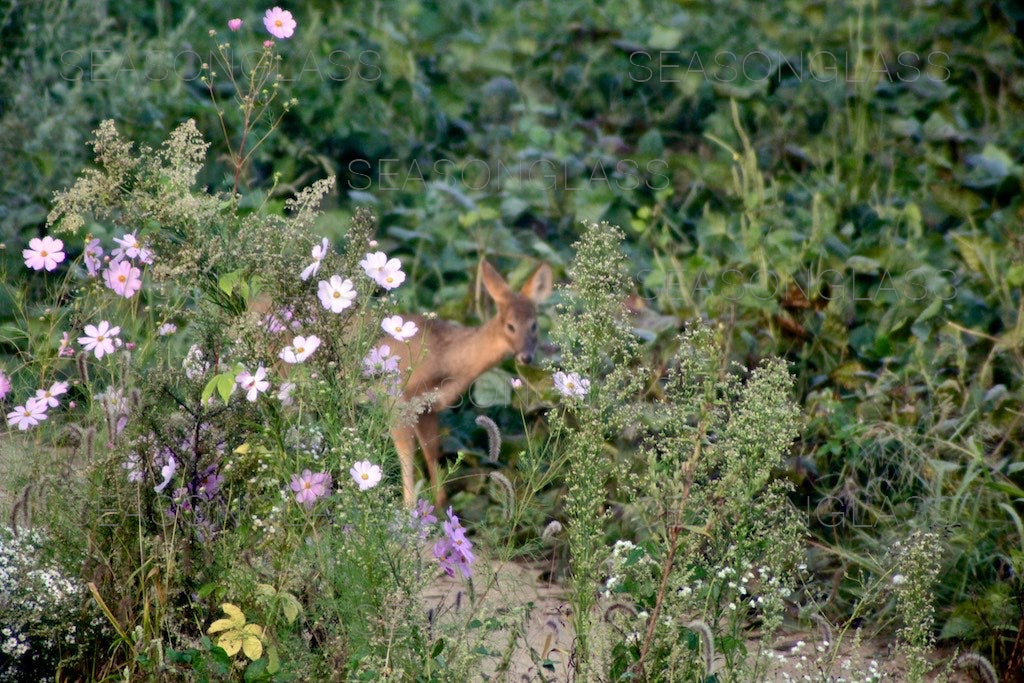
[[480, 260, 512, 304], [521, 263, 553, 303]]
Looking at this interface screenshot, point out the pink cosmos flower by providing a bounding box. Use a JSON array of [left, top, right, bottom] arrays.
[[34, 381, 69, 409], [78, 321, 121, 359], [279, 335, 320, 364], [381, 315, 418, 342], [228, 18, 243, 31], [23, 236, 65, 271], [317, 275, 357, 313], [263, 6, 296, 39], [6, 399, 48, 431], [0, 371, 10, 401], [157, 322, 177, 336], [263, 39, 274, 48], [511, 378, 523, 389], [84, 238, 104, 276], [58, 331, 74, 357], [103, 259, 143, 298], [349, 460, 382, 491], [553, 371, 590, 399], [291, 469, 332, 507], [300, 237, 329, 281], [235, 365, 270, 402]]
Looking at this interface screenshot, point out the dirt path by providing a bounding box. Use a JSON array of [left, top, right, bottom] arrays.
[[423, 559, 974, 682]]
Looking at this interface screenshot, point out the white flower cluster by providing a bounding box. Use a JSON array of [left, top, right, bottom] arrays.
[[768, 635, 886, 682], [602, 540, 659, 598], [0, 527, 87, 680]]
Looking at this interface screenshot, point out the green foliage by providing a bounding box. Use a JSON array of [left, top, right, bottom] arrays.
[[2, 0, 1024, 677]]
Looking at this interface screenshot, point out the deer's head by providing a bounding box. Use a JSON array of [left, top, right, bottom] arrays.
[[480, 260, 553, 364]]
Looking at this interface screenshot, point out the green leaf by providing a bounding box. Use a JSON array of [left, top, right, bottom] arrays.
[[201, 376, 219, 404], [472, 369, 513, 407], [243, 656, 268, 682], [217, 372, 236, 403], [431, 638, 445, 658], [280, 592, 301, 624]]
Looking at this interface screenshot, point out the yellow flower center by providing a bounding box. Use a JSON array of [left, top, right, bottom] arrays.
[[118, 275, 127, 283], [333, 292, 340, 298], [386, 276, 394, 283], [275, 19, 283, 27], [40, 250, 48, 257], [97, 335, 105, 342], [303, 481, 311, 489], [296, 346, 304, 354], [361, 472, 369, 480]]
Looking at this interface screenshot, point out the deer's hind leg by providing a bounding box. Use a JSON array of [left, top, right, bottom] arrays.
[[391, 423, 418, 508], [414, 411, 447, 508]]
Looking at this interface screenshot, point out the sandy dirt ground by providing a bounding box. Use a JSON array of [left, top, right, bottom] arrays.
[[423, 559, 975, 682]]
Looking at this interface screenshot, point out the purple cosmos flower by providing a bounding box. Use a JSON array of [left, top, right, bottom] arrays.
[[84, 238, 104, 276], [411, 499, 438, 539], [362, 344, 400, 377], [433, 506, 475, 578], [291, 469, 332, 507]]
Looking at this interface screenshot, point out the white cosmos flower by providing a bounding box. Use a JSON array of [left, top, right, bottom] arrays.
[[279, 335, 321, 364], [154, 456, 177, 493], [381, 315, 418, 342], [360, 251, 406, 290], [350, 460, 383, 491], [300, 237, 330, 281], [317, 275, 357, 313], [552, 370, 590, 398]]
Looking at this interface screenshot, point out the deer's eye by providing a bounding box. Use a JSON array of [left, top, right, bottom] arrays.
[[531, 321, 537, 331], [507, 323, 516, 333]]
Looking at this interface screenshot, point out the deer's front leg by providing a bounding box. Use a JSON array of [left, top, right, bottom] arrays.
[[391, 423, 417, 507], [414, 411, 446, 508]]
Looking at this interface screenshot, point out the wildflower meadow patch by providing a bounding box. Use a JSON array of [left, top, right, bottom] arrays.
[[1, 1, 1021, 681]]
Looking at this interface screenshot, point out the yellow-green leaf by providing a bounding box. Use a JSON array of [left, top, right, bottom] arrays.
[[217, 631, 243, 657], [207, 618, 235, 634], [241, 624, 264, 660]]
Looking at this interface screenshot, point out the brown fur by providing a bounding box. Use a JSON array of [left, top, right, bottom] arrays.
[[387, 260, 552, 507]]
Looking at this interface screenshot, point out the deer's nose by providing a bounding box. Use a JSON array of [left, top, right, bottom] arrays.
[[516, 351, 533, 364]]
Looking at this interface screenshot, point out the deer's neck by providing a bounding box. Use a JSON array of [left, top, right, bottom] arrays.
[[462, 316, 511, 378]]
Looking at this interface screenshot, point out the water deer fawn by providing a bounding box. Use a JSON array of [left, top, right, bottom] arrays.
[[387, 260, 552, 507]]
